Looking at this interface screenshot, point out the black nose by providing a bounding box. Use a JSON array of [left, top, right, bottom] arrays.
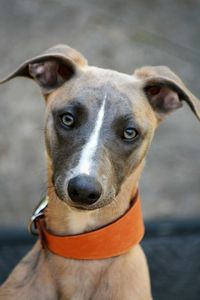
[[67, 175, 102, 205]]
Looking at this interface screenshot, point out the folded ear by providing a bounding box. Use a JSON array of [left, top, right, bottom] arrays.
[[0, 44, 87, 94], [134, 66, 200, 121]]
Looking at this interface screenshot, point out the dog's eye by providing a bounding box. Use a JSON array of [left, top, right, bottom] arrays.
[[60, 113, 74, 127], [123, 128, 138, 141]]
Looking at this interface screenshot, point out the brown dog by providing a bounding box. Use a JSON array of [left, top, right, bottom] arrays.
[[0, 45, 200, 300]]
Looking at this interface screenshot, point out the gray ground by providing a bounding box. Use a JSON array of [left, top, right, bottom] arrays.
[[0, 0, 199, 227]]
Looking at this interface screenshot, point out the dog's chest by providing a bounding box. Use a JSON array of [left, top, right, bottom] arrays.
[[50, 256, 112, 300]]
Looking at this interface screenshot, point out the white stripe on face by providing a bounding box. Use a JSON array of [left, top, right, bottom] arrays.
[[77, 94, 106, 175]]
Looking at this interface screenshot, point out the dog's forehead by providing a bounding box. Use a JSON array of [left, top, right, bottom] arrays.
[[83, 66, 138, 83], [50, 66, 144, 109], [77, 66, 141, 98]]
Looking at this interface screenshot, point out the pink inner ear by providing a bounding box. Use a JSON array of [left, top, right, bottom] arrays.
[[29, 60, 74, 90], [33, 64, 45, 76], [58, 64, 73, 80], [146, 85, 182, 113], [29, 61, 59, 87], [29, 61, 73, 89], [146, 86, 161, 97], [164, 91, 182, 110], [42, 61, 59, 85]]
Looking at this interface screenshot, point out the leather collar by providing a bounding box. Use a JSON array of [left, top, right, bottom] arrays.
[[29, 191, 144, 260]]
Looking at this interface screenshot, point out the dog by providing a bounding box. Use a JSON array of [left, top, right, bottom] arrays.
[[0, 44, 199, 300]]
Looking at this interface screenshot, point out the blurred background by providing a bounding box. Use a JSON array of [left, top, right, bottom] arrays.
[[0, 0, 199, 299]]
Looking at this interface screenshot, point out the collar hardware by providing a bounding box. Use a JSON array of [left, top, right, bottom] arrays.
[[28, 196, 48, 235]]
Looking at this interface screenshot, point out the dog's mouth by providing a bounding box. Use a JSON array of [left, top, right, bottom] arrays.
[[63, 200, 112, 211]]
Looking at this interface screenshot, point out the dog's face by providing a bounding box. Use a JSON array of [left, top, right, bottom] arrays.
[[2, 45, 200, 210], [45, 68, 156, 210]]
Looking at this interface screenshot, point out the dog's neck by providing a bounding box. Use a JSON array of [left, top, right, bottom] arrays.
[[45, 161, 145, 236]]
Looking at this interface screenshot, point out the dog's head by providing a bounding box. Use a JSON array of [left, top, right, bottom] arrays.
[[2, 45, 200, 210]]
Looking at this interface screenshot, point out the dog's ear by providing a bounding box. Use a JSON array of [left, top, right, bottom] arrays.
[[134, 66, 200, 121], [0, 44, 87, 94]]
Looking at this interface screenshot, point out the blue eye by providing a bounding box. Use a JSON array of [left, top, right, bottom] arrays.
[[123, 128, 138, 141], [60, 113, 74, 127]]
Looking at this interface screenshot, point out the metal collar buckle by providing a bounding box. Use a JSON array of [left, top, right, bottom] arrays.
[[28, 196, 48, 235]]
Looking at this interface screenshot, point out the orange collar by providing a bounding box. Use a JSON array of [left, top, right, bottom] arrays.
[[31, 191, 144, 260]]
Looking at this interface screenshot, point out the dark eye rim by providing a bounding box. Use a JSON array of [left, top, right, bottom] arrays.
[[59, 112, 75, 128]]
